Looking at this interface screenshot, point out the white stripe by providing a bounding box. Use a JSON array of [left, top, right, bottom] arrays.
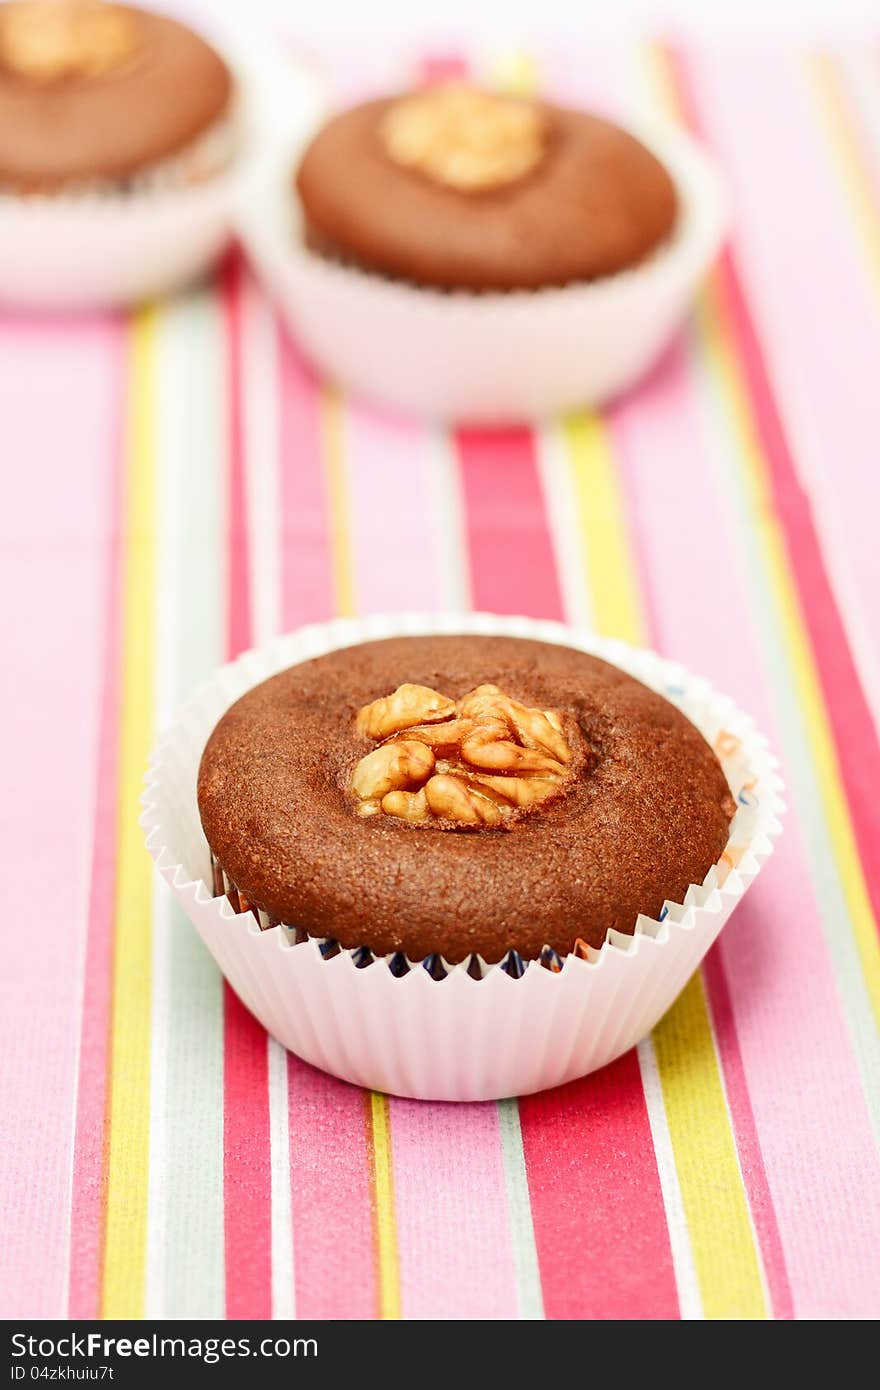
[[144, 299, 187, 1319], [424, 426, 472, 611], [242, 268, 282, 643], [636, 1040, 703, 1318], [534, 422, 593, 631], [268, 1038, 295, 1320]]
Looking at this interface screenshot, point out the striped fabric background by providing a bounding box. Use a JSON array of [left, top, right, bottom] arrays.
[[2, 37, 880, 1321]]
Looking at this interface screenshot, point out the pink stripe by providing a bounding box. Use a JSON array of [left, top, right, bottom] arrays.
[[345, 404, 446, 614], [278, 362, 377, 1319], [608, 328, 880, 1315], [0, 311, 122, 1319], [67, 333, 125, 1321], [520, 1054, 679, 1320], [287, 1065, 376, 1319], [681, 46, 880, 687], [222, 253, 272, 1320], [455, 428, 564, 618], [674, 48, 880, 944], [277, 329, 335, 630], [389, 1099, 520, 1319]]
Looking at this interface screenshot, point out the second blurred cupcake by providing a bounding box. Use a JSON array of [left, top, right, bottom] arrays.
[[241, 78, 726, 421], [296, 84, 678, 291]]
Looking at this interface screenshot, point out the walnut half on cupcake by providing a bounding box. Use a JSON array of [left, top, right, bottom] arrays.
[[296, 83, 678, 291]]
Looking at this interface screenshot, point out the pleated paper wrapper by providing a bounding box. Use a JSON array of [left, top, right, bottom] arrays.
[[141, 613, 783, 1101], [0, 46, 321, 310], [239, 119, 727, 423]]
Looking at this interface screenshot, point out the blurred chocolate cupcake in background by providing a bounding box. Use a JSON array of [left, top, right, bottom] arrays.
[[240, 77, 725, 421], [0, 0, 236, 194], [296, 83, 679, 291]]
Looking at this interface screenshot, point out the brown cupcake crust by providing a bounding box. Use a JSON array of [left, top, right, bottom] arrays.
[[295, 95, 678, 291], [197, 636, 735, 965], [0, 5, 233, 189]]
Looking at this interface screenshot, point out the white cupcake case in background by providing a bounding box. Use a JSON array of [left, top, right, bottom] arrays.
[[141, 613, 783, 1102], [0, 44, 323, 311], [237, 105, 727, 423]]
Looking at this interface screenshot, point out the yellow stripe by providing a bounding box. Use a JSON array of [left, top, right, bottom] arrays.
[[652, 981, 766, 1317], [321, 386, 356, 617], [697, 286, 880, 1026], [102, 307, 157, 1318], [563, 413, 646, 638], [488, 48, 539, 96], [805, 52, 880, 303], [369, 1092, 401, 1319], [563, 409, 768, 1319]]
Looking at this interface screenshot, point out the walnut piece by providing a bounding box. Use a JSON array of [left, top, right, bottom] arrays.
[[0, 2, 141, 82], [351, 681, 574, 826], [355, 682, 455, 740], [379, 84, 547, 193]]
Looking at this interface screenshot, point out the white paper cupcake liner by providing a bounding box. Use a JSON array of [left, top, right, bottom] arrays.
[[237, 116, 727, 423], [141, 613, 783, 1101], [0, 46, 322, 310]]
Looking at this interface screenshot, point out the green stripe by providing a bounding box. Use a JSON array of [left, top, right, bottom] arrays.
[[497, 1100, 545, 1319], [160, 287, 227, 1318]]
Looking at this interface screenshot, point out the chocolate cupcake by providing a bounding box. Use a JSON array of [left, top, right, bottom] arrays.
[[241, 83, 725, 421], [296, 85, 678, 291], [0, 1, 235, 193], [0, 1, 253, 308], [145, 615, 781, 1098], [197, 635, 736, 966]]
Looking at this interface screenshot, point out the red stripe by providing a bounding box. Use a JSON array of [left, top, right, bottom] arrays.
[[519, 1053, 680, 1319], [67, 326, 126, 1318], [277, 327, 336, 630], [421, 54, 468, 84], [455, 427, 565, 617], [668, 45, 880, 944], [221, 250, 272, 1320]]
